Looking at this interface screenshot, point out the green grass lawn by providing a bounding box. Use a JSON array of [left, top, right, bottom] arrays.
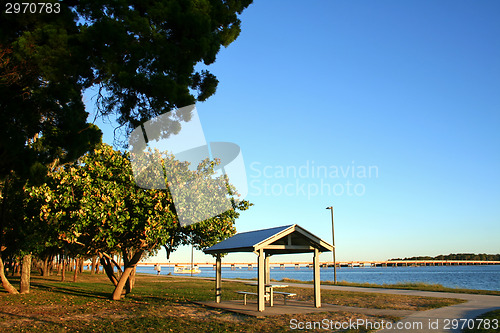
[[0, 272, 466, 333], [463, 309, 500, 333], [273, 278, 500, 296]]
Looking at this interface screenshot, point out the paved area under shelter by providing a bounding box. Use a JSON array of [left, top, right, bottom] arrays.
[[195, 299, 415, 318]]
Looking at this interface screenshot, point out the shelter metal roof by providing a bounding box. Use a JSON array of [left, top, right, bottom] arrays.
[[204, 224, 333, 255]]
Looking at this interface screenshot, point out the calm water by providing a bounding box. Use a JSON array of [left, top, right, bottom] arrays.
[[136, 265, 500, 291]]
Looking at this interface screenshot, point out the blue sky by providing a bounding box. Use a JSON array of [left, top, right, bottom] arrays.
[[90, 0, 500, 263]]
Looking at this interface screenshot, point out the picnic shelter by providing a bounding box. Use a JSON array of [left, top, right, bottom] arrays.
[[203, 224, 334, 312]]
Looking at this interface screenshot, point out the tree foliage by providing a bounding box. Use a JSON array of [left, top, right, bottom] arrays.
[[1, 0, 253, 294], [27, 144, 251, 299], [75, 0, 252, 129], [0, 5, 102, 180], [1, 0, 253, 166]]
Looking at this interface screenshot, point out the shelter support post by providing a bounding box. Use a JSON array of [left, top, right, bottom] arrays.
[[313, 248, 321, 308], [216, 254, 222, 303], [258, 249, 265, 312], [265, 254, 270, 285]]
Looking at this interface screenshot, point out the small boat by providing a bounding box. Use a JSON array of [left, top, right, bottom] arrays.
[[174, 265, 201, 274]]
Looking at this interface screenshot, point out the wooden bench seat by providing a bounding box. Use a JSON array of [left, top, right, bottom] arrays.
[[272, 291, 297, 304], [236, 291, 269, 305]]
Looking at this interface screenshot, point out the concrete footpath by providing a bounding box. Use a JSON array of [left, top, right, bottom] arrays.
[[279, 281, 500, 333], [185, 276, 500, 332]]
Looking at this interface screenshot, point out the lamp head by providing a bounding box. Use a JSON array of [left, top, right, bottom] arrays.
[[326, 206, 333, 209]]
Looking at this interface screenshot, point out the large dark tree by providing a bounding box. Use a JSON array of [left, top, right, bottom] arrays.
[[74, 0, 252, 131], [1, 0, 252, 177], [0, 6, 102, 180], [1, 0, 252, 294], [1, 3, 102, 293]]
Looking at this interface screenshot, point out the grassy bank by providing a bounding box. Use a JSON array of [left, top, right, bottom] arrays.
[[463, 309, 500, 333], [272, 278, 500, 296], [0, 273, 464, 332]]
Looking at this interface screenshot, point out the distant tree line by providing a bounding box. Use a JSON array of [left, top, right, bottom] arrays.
[[390, 254, 500, 261]]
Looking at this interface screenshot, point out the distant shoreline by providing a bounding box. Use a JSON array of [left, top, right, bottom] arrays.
[[133, 259, 500, 267], [132, 264, 500, 292]]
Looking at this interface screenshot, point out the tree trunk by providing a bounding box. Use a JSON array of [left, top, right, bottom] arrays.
[[125, 266, 137, 294], [38, 259, 43, 276], [10, 261, 16, 277], [100, 254, 119, 286], [38, 257, 49, 276], [111, 250, 143, 300], [117, 253, 122, 273], [20, 254, 31, 294], [130, 266, 136, 289], [61, 258, 66, 282], [12, 261, 20, 276], [112, 266, 134, 300], [73, 258, 79, 282], [0, 256, 18, 294], [94, 258, 100, 274], [90, 256, 96, 275], [42, 256, 51, 276], [106, 253, 123, 278], [56, 256, 61, 276], [49, 255, 54, 275]]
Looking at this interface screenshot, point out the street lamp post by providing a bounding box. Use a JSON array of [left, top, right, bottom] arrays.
[[326, 206, 336, 284], [191, 243, 194, 278]]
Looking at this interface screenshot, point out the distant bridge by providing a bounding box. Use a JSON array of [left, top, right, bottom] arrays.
[[135, 260, 500, 269]]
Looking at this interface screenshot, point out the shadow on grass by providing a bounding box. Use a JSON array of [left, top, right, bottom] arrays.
[[31, 282, 112, 300], [0, 310, 67, 330]]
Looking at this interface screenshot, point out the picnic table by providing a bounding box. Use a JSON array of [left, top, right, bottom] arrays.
[[243, 283, 294, 306]]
